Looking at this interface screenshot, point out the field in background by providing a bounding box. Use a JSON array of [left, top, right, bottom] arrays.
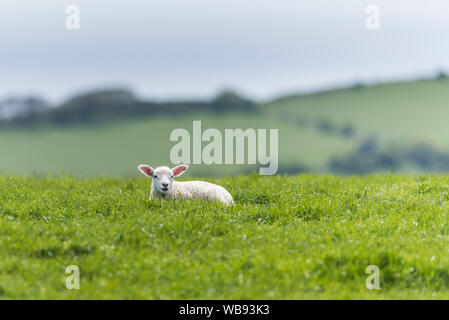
[[0, 113, 354, 177], [2, 174, 449, 299], [2, 78, 449, 176], [265, 79, 449, 147]]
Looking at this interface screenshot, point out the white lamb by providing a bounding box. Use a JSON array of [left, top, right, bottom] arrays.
[[138, 164, 234, 205]]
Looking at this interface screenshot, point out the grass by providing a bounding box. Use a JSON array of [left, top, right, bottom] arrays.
[[4, 78, 449, 177], [2, 174, 449, 299], [0, 112, 354, 176], [265, 78, 449, 148]]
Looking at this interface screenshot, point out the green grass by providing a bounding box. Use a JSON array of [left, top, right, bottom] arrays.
[[3, 78, 449, 176], [265, 78, 449, 148], [0, 113, 354, 176], [2, 174, 449, 299]]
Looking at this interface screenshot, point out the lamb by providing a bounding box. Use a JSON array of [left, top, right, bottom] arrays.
[[138, 164, 234, 205]]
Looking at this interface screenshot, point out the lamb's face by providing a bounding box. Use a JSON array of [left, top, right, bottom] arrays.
[[138, 164, 189, 195], [152, 166, 174, 194]]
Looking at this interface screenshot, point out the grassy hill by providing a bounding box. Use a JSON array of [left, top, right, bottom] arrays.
[[2, 174, 449, 299], [2, 78, 449, 176], [265, 78, 449, 148], [0, 112, 354, 177]]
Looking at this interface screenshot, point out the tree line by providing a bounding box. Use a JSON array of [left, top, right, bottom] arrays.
[[1, 88, 257, 127]]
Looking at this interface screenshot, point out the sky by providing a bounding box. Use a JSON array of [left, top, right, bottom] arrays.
[[1, 0, 449, 103]]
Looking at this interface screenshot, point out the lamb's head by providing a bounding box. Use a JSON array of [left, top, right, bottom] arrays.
[[138, 164, 189, 194]]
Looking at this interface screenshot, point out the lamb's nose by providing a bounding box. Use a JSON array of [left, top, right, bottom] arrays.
[[162, 183, 168, 187]]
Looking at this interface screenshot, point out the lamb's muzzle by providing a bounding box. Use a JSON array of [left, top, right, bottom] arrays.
[[138, 164, 234, 205]]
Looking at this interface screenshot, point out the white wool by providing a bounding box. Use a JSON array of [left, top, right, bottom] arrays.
[[154, 181, 234, 205], [138, 164, 234, 205]]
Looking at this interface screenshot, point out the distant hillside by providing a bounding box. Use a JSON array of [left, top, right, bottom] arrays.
[[264, 77, 449, 146], [2, 76, 449, 176], [263, 76, 449, 173]]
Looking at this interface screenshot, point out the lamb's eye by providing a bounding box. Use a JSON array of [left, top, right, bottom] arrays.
[[154, 175, 158, 179], [170, 175, 174, 179]]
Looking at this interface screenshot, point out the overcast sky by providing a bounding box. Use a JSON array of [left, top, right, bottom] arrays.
[[1, 0, 449, 103]]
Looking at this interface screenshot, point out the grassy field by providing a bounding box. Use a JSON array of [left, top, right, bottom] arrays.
[[4, 78, 449, 177], [265, 78, 449, 148], [2, 174, 449, 299], [0, 113, 354, 177]]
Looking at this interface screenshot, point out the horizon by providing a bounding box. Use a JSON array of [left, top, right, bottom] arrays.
[[1, 71, 446, 106]]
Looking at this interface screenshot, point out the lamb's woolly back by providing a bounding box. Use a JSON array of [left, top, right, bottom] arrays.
[[170, 181, 234, 205], [138, 164, 234, 205]]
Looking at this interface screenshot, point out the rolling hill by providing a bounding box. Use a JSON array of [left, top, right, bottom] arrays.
[[1, 77, 449, 177], [264, 78, 449, 148]]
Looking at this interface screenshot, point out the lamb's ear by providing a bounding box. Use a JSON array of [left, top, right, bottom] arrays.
[[172, 164, 189, 177], [138, 165, 154, 177]]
